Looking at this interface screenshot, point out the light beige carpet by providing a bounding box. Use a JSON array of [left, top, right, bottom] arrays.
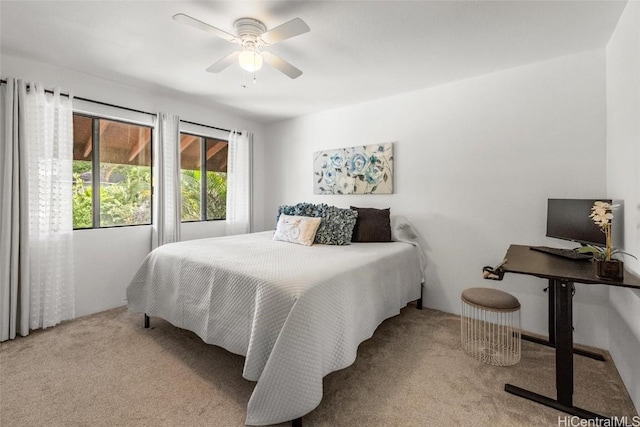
[[1, 305, 637, 427]]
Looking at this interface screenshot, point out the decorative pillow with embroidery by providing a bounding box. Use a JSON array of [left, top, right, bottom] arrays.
[[273, 214, 322, 246]]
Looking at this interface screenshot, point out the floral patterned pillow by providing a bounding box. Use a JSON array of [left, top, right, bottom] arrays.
[[315, 205, 358, 245], [273, 215, 322, 246], [277, 203, 358, 245]]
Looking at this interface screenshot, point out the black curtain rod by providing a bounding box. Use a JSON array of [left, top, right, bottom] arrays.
[[180, 119, 231, 134], [0, 78, 232, 134]]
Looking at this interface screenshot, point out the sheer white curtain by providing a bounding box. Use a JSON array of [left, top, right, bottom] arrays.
[[226, 130, 252, 235], [0, 78, 75, 341], [152, 112, 181, 248]]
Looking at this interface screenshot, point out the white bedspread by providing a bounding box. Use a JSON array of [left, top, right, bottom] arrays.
[[126, 231, 423, 425]]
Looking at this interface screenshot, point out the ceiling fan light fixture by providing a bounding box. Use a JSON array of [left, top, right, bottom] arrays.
[[239, 50, 263, 72], [174, 13, 308, 78]]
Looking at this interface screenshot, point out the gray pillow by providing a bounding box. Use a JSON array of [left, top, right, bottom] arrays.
[[277, 203, 358, 245], [314, 205, 358, 245], [277, 202, 326, 223]]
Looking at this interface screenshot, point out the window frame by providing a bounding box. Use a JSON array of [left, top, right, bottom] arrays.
[[72, 112, 154, 230], [179, 130, 229, 223]]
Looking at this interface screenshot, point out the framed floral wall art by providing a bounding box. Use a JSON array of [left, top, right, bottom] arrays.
[[313, 143, 393, 194]]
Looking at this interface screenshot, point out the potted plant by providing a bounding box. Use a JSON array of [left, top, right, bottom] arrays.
[[587, 201, 636, 280]]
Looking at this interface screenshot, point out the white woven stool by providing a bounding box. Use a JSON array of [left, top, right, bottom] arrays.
[[461, 287, 521, 366]]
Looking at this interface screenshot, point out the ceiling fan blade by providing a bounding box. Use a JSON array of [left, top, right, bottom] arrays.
[[206, 51, 240, 73], [173, 13, 237, 42], [260, 18, 310, 44], [262, 51, 303, 79]]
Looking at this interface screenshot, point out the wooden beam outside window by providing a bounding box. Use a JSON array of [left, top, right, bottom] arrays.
[[127, 127, 151, 162], [206, 141, 226, 161], [180, 135, 199, 152], [83, 120, 110, 158]]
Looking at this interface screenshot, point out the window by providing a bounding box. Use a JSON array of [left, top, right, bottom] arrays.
[[180, 133, 228, 221], [72, 114, 152, 229]]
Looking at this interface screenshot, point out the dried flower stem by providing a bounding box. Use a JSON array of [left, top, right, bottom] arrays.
[[605, 223, 612, 261]]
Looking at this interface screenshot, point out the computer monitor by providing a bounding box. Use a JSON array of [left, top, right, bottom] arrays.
[[546, 199, 615, 247]]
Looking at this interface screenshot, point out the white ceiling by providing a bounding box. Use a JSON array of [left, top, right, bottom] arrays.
[[0, 1, 627, 124]]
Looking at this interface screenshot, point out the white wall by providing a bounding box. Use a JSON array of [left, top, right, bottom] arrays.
[[1, 52, 265, 317], [264, 49, 610, 348], [606, 1, 640, 412]]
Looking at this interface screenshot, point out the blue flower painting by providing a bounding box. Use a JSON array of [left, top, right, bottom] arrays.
[[313, 143, 393, 194]]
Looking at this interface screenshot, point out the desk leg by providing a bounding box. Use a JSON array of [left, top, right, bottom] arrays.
[[555, 281, 573, 406], [520, 334, 605, 361], [505, 280, 608, 421], [548, 279, 556, 344], [520, 279, 604, 362], [504, 384, 605, 420]]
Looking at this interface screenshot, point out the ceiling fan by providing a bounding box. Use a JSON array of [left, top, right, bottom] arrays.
[[173, 13, 310, 79]]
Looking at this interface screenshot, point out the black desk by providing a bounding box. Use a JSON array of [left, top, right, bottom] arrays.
[[500, 244, 640, 419]]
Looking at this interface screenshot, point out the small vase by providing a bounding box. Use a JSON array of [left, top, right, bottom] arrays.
[[594, 259, 624, 280]]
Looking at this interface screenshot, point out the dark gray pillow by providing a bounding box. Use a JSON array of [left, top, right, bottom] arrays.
[[276, 203, 357, 245], [314, 205, 358, 245], [350, 207, 392, 242]]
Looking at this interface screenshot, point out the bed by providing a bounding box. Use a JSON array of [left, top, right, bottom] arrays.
[[126, 219, 425, 426]]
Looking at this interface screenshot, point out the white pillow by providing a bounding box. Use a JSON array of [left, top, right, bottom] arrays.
[[273, 214, 322, 246], [391, 215, 419, 242]]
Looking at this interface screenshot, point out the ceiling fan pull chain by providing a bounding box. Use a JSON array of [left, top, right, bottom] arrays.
[[254, 54, 258, 84]]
